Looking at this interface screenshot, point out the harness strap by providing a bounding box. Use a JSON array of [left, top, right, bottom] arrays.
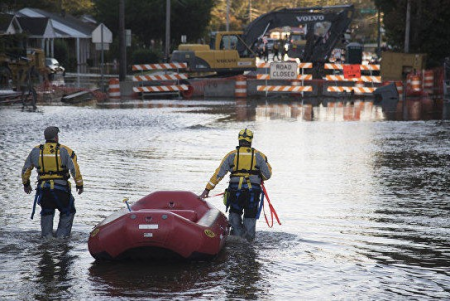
[[31, 190, 41, 219], [238, 177, 244, 190], [55, 143, 60, 174], [33, 180, 73, 217], [39, 144, 45, 174], [256, 191, 265, 219]]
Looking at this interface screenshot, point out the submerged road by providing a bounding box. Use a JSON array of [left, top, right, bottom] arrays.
[[1, 99, 449, 300]]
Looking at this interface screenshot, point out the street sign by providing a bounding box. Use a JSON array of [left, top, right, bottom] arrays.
[[360, 8, 377, 14], [92, 23, 113, 44], [343, 64, 361, 79], [270, 62, 298, 80]]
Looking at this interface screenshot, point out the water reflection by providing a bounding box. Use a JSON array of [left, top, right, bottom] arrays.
[[223, 240, 262, 300], [33, 241, 76, 300], [88, 239, 265, 300], [90, 97, 448, 122], [234, 98, 447, 121]]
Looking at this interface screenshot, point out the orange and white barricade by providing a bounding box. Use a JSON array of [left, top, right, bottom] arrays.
[[132, 63, 192, 98], [405, 72, 425, 96], [324, 63, 380, 95], [422, 70, 434, 94], [235, 75, 247, 98], [256, 62, 313, 95], [108, 78, 121, 99]]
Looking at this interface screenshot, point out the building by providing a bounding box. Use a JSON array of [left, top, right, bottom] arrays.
[[16, 8, 97, 73]]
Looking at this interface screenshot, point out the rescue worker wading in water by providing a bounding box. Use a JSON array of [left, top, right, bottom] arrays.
[[22, 126, 84, 238], [200, 129, 272, 241]]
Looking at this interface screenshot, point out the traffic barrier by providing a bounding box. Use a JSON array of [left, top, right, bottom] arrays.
[[323, 63, 380, 96], [355, 79, 364, 89], [324, 75, 381, 83], [257, 62, 313, 69], [108, 78, 120, 99], [256, 62, 313, 95], [326, 86, 375, 94], [132, 63, 191, 98], [257, 74, 313, 80], [133, 85, 189, 93], [132, 74, 188, 81], [411, 75, 421, 92], [257, 85, 313, 92], [422, 70, 434, 94], [132, 63, 187, 71], [395, 81, 404, 100], [324, 63, 380, 71], [235, 75, 247, 98]]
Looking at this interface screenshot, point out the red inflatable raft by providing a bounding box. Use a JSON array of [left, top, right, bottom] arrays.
[[88, 191, 230, 260]]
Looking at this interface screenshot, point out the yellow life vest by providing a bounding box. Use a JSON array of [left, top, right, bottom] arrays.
[[38, 143, 69, 181], [231, 146, 258, 178]]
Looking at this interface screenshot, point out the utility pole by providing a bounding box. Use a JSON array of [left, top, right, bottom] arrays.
[[165, 0, 171, 62], [404, 0, 411, 53], [377, 9, 381, 57], [248, 0, 251, 22], [119, 0, 126, 81], [226, 0, 230, 31]]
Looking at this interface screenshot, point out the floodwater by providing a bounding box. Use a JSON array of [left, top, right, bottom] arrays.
[[1, 99, 449, 300]]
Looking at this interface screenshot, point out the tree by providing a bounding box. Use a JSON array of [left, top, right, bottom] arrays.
[[375, 0, 450, 67], [1, 0, 93, 16], [94, 0, 214, 48]]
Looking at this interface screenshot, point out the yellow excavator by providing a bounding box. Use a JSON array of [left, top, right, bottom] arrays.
[[170, 5, 355, 78], [171, 31, 256, 76], [0, 34, 47, 110]]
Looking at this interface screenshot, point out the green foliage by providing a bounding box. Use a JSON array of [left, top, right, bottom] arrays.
[[375, 0, 450, 67], [94, 0, 215, 50], [131, 48, 162, 65], [0, 33, 28, 57], [54, 39, 71, 70], [1, 0, 93, 16]]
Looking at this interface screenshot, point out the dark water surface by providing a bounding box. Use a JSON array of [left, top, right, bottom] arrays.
[[1, 99, 449, 300]]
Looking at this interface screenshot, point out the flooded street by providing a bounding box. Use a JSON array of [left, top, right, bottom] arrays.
[[1, 99, 449, 300]]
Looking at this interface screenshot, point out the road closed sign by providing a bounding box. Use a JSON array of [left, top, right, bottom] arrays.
[[270, 62, 298, 80]]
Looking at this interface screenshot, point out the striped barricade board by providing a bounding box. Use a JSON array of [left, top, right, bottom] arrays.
[[132, 63, 187, 71], [324, 75, 381, 83], [257, 62, 313, 69], [132, 63, 189, 96], [326, 86, 375, 94], [132, 73, 188, 82], [133, 85, 189, 93], [257, 74, 313, 80], [325, 63, 380, 71], [257, 85, 313, 92]]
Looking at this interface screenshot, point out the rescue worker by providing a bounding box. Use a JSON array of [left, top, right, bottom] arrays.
[[200, 129, 272, 241], [273, 41, 280, 61], [22, 126, 84, 239]]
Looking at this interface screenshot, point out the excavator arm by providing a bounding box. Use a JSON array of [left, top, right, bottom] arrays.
[[240, 5, 354, 64]]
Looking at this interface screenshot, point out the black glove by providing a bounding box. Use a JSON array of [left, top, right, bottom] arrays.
[[199, 189, 209, 199], [24, 183, 32, 194], [76, 185, 84, 195]]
